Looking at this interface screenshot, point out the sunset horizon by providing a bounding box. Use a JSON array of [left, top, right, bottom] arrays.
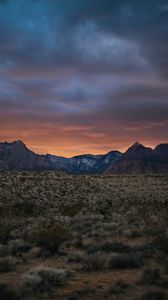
[[1, 138, 168, 158]]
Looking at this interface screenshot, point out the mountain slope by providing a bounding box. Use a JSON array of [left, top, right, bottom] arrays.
[[46, 151, 121, 174], [0, 140, 168, 174], [0, 141, 37, 170], [0, 141, 54, 171], [106, 142, 168, 174], [0, 141, 121, 173]]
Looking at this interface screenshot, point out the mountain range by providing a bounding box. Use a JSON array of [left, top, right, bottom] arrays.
[[0, 140, 168, 174]]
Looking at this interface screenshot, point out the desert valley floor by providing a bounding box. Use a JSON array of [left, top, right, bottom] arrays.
[[0, 172, 168, 300]]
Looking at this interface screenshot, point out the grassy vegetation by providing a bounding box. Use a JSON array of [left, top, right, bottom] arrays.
[[0, 172, 167, 299]]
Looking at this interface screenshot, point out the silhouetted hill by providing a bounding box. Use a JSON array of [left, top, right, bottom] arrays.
[[0, 140, 168, 174], [0, 141, 121, 173], [106, 142, 168, 174]]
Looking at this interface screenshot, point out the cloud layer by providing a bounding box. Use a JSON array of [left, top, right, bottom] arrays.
[[0, 0, 168, 156]]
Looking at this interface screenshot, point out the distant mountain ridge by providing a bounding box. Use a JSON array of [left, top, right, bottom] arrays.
[[0, 141, 121, 174], [0, 140, 168, 174], [106, 142, 168, 174]]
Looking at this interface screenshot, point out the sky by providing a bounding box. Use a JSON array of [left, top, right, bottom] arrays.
[[0, 0, 168, 156]]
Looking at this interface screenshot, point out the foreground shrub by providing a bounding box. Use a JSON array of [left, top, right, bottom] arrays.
[[109, 280, 130, 294], [11, 201, 42, 217], [82, 252, 107, 271], [30, 224, 68, 253], [141, 268, 160, 284], [100, 241, 132, 253], [0, 201, 43, 218], [138, 290, 167, 300], [19, 267, 73, 297], [69, 286, 96, 299], [0, 244, 8, 257], [0, 283, 19, 300], [152, 234, 168, 255], [0, 222, 12, 244], [8, 239, 31, 256], [59, 204, 81, 217], [0, 257, 16, 272], [68, 251, 85, 263], [108, 253, 143, 269], [163, 256, 168, 274]]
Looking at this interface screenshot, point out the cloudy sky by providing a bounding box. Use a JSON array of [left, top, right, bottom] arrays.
[[0, 0, 168, 156]]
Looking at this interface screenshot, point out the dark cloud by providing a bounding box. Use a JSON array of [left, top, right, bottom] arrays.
[[0, 0, 167, 76], [0, 0, 167, 155]]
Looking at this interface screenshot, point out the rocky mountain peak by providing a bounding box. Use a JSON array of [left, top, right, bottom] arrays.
[[131, 141, 144, 148], [0, 140, 168, 174]]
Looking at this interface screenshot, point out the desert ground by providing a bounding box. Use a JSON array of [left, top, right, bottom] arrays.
[[0, 172, 167, 300]]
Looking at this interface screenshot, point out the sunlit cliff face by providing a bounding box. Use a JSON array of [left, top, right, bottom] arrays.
[[0, 0, 168, 156]]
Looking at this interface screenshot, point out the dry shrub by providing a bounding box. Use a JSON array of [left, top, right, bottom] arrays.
[[138, 290, 167, 300], [59, 204, 81, 217], [30, 224, 68, 253], [108, 253, 143, 269], [0, 257, 16, 273], [0, 283, 19, 300], [141, 268, 160, 284], [82, 252, 107, 271], [0, 222, 12, 244], [109, 280, 130, 294], [19, 267, 73, 297]]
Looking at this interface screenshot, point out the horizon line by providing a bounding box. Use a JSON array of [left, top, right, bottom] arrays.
[[1, 139, 168, 159]]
